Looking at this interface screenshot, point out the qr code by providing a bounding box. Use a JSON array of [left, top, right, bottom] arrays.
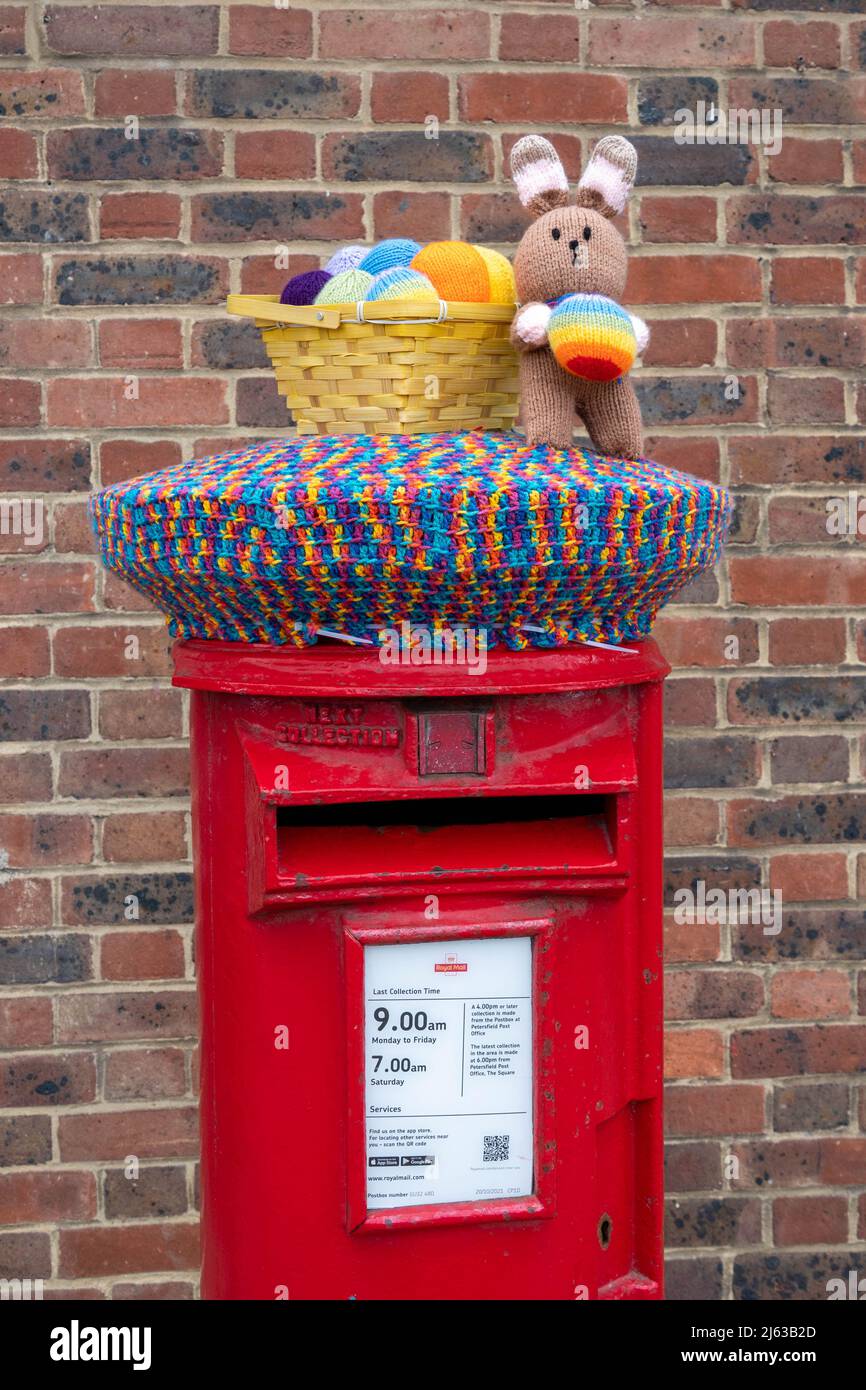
[[483, 1134, 510, 1163]]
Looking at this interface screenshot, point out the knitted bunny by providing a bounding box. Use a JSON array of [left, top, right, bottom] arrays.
[[510, 134, 648, 458]]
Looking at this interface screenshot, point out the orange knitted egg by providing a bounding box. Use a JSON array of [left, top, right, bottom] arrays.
[[411, 242, 490, 303]]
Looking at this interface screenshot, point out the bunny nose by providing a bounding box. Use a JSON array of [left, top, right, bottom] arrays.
[[569, 239, 586, 268]]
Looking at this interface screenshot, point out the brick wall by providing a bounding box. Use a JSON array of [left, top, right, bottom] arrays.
[[1, 0, 864, 1301]]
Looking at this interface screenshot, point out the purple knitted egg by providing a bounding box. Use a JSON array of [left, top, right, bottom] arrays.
[[280, 270, 331, 306]]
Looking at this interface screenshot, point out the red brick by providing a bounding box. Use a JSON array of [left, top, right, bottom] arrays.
[[58, 1106, 198, 1161], [639, 196, 717, 244], [0, 878, 52, 928], [729, 436, 864, 487], [233, 130, 316, 181], [0, 378, 40, 428], [728, 194, 865, 246], [654, 616, 758, 669], [228, 4, 312, 57], [98, 319, 183, 371], [0, 318, 91, 371], [58, 747, 189, 800], [0, 562, 95, 615], [0, 624, 50, 677], [770, 970, 851, 1021], [372, 191, 452, 243], [768, 376, 845, 426], [820, 1138, 866, 1185], [0, 752, 53, 804], [103, 1047, 188, 1101], [731, 555, 866, 608], [0, 1052, 96, 1106], [321, 9, 489, 60], [56, 992, 196, 1047], [643, 436, 720, 481], [642, 318, 717, 368], [102, 571, 158, 615], [47, 377, 227, 429], [0, 5, 25, 54], [666, 1084, 765, 1137], [763, 20, 841, 71], [733, 1026, 866, 1078], [113, 1279, 194, 1299], [665, 1029, 725, 1080], [0, 68, 85, 117], [93, 68, 177, 117], [53, 624, 172, 677], [53, 500, 96, 556], [102, 811, 187, 864], [100, 438, 182, 487], [626, 255, 761, 305], [43, 5, 219, 57], [100, 929, 186, 981], [767, 138, 844, 185], [370, 72, 450, 124], [0, 996, 53, 1048], [665, 797, 721, 848], [665, 914, 722, 965], [0, 812, 92, 869], [239, 253, 319, 296], [0, 128, 37, 179], [459, 72, 627, 124], [59, 1221, 199, 1278], [770, 257, 845, 306], [499, 13, 580, 62], [0, 253, 43, 306], [99, 192, 181, 240], [0, 1171, 96, 1225], [589, 16, 755, 68], [98, 689, 184, 742], [773, 1196, 847, 1247], [769, 852, 849, 903]]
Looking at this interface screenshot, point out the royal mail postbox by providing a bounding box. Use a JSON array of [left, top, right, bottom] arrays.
[[172, 637, 669, 1302]]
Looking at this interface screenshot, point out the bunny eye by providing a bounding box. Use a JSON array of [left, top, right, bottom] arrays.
[[583, 226, 592, 241], [551, 228, 561, 241]]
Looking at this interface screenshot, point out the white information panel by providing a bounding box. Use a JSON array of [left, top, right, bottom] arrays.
[[364, 936, 534, 1210]]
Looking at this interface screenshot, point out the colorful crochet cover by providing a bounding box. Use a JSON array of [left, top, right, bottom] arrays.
[[89, 431, 731, 649]]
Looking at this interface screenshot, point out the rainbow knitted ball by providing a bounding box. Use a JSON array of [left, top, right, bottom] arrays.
[[280, 269, 331, 306], [324, 244, 367, 276], [366, 267, 438, 303], [548, 294, 637, 383], [314, 268, 373, 304], [411, 241, 489, 302], [358, 239, 421, 276], [472, 246, 515, 304]]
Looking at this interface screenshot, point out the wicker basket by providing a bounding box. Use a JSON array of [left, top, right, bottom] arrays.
[[226, 293, 519, 436]]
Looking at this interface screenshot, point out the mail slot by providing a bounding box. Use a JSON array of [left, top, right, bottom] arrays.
[[172, 637, 669, 1301]]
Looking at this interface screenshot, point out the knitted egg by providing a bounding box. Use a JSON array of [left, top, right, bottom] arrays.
[[366, 267, 438, 303], [324, 244, 367, 276], [411, 241, 489, 302], [358, 239, 421, 276], [314, 268, 373, 304], [280, 269, 331, 306], [548, 294, 637, 383], [473, 246, 515, 304]]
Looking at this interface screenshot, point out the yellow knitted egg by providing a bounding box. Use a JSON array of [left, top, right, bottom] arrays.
[[411, 242, 490, 303], [473, 246, 515, 304]]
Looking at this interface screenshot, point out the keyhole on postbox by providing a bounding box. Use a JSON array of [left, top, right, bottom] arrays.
[[597, 1213, 613, 1250]]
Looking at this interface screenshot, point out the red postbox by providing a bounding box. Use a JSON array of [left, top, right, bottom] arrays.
[[173, 636, 669, 1302]]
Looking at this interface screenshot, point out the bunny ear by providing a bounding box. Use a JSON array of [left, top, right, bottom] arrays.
[[510, 135, 569, 217], [575, 136, 637, 219]]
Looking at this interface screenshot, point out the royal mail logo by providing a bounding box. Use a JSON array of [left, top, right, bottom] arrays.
[[435, 952, 468, 974]]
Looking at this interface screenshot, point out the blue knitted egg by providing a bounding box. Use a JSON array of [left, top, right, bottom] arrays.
[[358, 239, 422, 276]]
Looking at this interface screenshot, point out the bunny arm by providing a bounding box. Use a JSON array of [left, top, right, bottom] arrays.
[[628, 312, 650, 356], [510, 302, 552, 351]]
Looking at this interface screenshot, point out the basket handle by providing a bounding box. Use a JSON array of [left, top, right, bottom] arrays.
[[226, 295, 342, 328], [355, 300, 448, 325]]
